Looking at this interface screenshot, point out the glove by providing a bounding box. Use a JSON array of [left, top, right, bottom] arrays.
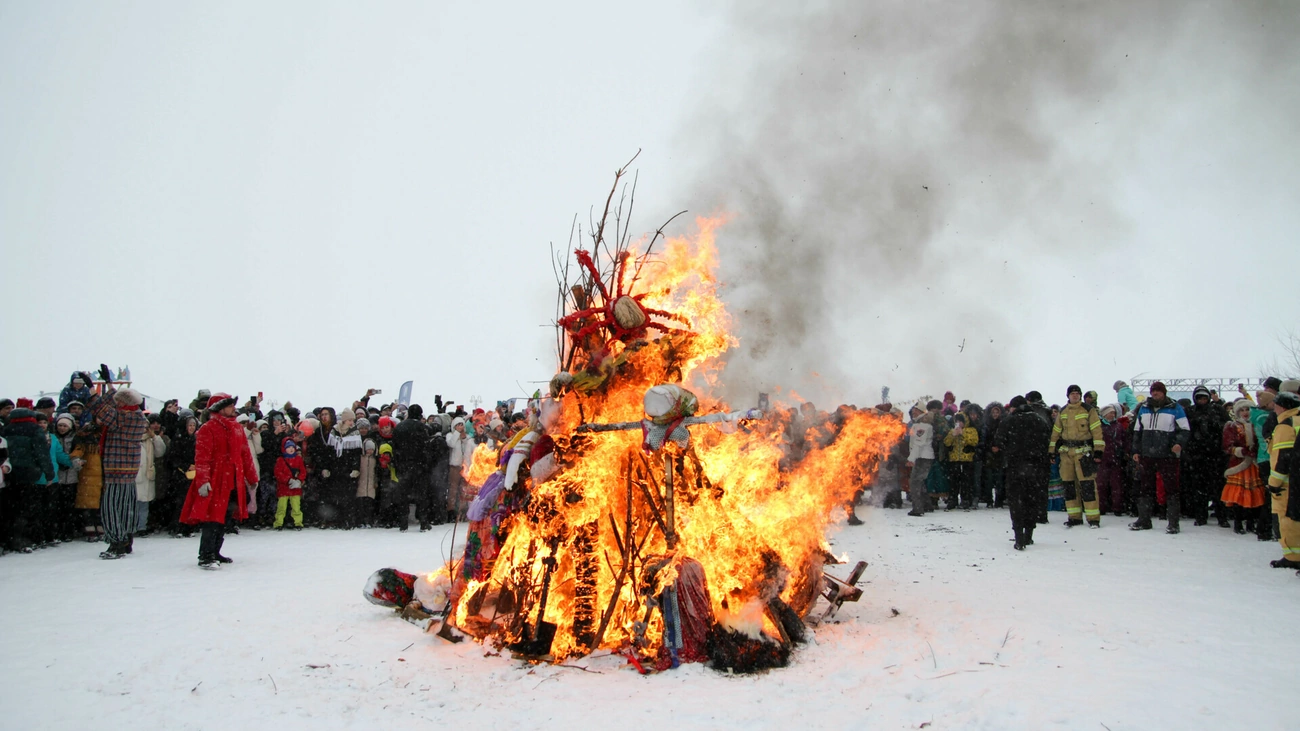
[[1269, 485, 1284, 496], [322, 470, 330, 478], [79, 371, 96, 387], [72, 458, 86, 469], [349, 470, 359, 478], [198, 483, 211, 497], [1093, 451, 1104, 461], [99, 363, 113, 385], [378, 454, 391, 470], [288, 479, 302, 489]]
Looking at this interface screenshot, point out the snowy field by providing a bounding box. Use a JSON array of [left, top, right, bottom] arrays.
[[1, 507, 1294, 731]]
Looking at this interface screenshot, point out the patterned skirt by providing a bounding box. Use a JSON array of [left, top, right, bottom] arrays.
[[1048, 462, 1065, 511], [1221, 462, 1265, 509]]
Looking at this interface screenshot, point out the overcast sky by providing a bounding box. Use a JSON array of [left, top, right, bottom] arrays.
[[3, 1, 1297, 412]]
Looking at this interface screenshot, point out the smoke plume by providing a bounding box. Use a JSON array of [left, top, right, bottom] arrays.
[[677, 0, 1298, 407]]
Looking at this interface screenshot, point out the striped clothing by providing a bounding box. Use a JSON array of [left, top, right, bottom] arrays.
[[87, 389, 149, 481], [100, 481, 138, 545]]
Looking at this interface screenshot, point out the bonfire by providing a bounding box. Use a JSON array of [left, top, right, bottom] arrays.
[[370, 156, 905, 673]]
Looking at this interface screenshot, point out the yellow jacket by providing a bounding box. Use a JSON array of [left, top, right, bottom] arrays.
[[944, 424, 979, 462], [1052, 402, 1104, 453], [1267, 406, 1297, 490]]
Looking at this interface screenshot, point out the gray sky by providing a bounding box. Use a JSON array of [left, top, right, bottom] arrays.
[[3, 1, 1297, 412]]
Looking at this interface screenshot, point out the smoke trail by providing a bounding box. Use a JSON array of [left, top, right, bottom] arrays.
[[677, 0, 1299, 406]]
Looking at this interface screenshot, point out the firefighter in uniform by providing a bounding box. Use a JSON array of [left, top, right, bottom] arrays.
[[1051, 384, 1106, 528], [1265, 388, 1299, 569]]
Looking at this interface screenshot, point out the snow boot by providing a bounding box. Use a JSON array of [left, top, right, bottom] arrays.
[[99, 543, 126, 560], [124, 536, 134, 554], [1165, 495, 1180, 534], [1129, 498, 1153, 531], [1269, 558, 1300, 569], [1234, 506, 1247, 535], [214, 554, 233, 564], [198, 557, 220, 570]]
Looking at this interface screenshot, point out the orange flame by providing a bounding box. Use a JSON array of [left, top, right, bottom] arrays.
[[450, 215, 905, 661]]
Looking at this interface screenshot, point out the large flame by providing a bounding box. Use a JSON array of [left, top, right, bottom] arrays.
[[451, 215, 905, 662]]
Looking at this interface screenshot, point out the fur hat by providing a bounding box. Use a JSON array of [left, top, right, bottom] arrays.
[[1263, 377, 1283, 392], [1113, 380, 1128, 391], [206, 392, 237, 412], [1231, 398, 1253, 416], [1281, 379, 1300, 394], [1067, 384, 1082, 397], [1275, 391, 1300, 410], [1099, 403, 1119, 418], [113, 388, 144, 407], [925, 399, 943, 411], [1150, 381, 1167, 395]]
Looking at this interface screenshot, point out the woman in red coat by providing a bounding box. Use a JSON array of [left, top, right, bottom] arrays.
[[180, 393, 256, 568]]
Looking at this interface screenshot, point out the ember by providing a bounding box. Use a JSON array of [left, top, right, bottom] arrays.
[[432, 159, 905, 672]]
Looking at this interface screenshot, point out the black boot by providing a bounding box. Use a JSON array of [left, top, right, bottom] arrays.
[[1129, 498, 1153, 530], [1233, 505, 1246, 535], [1166, 495, 1180, 534]]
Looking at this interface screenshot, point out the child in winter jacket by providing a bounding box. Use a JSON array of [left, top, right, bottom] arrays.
[[273, 438, 305, 529]]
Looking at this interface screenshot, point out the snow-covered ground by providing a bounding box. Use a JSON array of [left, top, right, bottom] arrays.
[[0, 508, 1294, 730]]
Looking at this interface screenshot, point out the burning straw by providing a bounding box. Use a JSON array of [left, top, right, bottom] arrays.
[[440, 162, 904, 672]]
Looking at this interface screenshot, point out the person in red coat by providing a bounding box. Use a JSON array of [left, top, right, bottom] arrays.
[[180, 393, 256, 568]]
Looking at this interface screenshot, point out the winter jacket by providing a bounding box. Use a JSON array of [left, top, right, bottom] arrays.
[[446, 420, 475, 467], [943, 424, 979, 462], [134, 433, 166, 502], [1, 410, 54, 485], [37, 433, 73, 486], [0, 436, 9, 489], [180, 413, 255, 524], [1185, 401, 1229, 460], [57, 432, 80, 487], [86, 388, 148, 482], [357, 448, 378, 499], [995, 409, 1052, 465], [1099, 419, 1128, 472], [1130, 397, 1191, 459], [1223, 420, 1256, 474], [243, 427, 263, 480], [58, 372, 93, 412], [1115, 386, 1138, 414], [392, 417, 432, 475], [906, 415, 936, 462], [275, 449, 306, 498], [71, 438, 103, 509], [1249, 406, 1272, 464], [1266, 407, 1296, 493]]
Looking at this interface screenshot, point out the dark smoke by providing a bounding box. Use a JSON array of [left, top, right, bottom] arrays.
[[677, 0, 1299, 406]]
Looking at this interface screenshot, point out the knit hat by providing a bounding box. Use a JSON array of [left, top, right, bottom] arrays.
[[1008, 395, 1027, 409], [1257, 391, 1275, 409], [407, 404, 424, 420], [114, 388, 144, 407], [338, 407, 356, 423], [1025, 391, 1043, 403], [1150, 381, 1167, 395], [178, 407, 195, 420], [206, 392, 237, 412], [363, 439, 376, 453], [377, 416, 395, 430], [356, 417, 371, 430], [1084, 390, 1098, 403], [67, 400, 85, 410], [236, 413, 252, 424], [1275, 391, 1300, 410], [1066, 384, 1082, 397], [35, 396, 56, 409], [295, 419, 317, 439], [55, 412, 76, 429], [0, 398, 12, 409], [1282, 379, 1300, 395], [1193, 385, 1211, 400], [1099, 403, 1118, 418], [1263, 377, 1283, 392], [16, 397, 33, 409], [282, 437, 298, 457], [1113, 380, 1128, 391]]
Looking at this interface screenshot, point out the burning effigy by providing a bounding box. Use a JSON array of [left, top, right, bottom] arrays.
[[366, 161, 904, 673]]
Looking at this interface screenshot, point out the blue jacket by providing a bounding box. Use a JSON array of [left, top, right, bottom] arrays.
[[38, 432, 73, 485], [58, 372, 93, 412], [1116, 386, 1138, 414], [1131, 397, 1190, 459]]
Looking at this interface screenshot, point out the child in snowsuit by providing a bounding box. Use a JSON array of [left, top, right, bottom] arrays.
[[273, 438, 305, 529]]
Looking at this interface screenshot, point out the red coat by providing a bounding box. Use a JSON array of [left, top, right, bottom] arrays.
[[275, 453, 306, 498], [180, 414, 255, 524]]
